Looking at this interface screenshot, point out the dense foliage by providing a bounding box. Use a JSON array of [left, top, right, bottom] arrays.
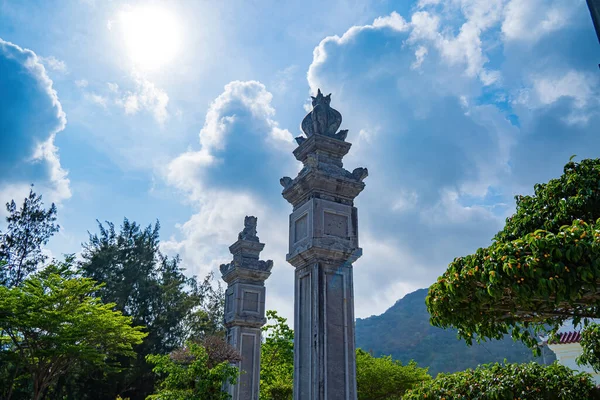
[[577, 323, 600, 371], [81, 219, 223, 351], [146, 340, 238, 400], [259, 310, 432, 400], [0, 188, 59, 287], [403, 361, 599, 400], [64, 219, 225, 400], [260, 310, 294, 400], [427, 158, 600, 350], [355, 289, 550, 376], [0, 190, 228, 399], [356, 349, 430, 400], [0, 263, 146, 400]]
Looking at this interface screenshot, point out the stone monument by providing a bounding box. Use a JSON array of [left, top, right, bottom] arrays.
[[587, 0, 600, 44], [220, 216, 273, 400], [280, 89, 368, 400]]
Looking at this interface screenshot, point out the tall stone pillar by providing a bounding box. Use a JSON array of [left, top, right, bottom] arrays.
[[280, 90, 368, 400], [220, 216, 273, 400]]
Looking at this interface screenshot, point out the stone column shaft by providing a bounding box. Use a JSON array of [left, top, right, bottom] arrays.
[[281, 89, 367, 400], [294, 261, 357, 399], [221, 217, 273, 400]]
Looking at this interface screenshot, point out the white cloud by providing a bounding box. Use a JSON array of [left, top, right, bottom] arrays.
[[84, 75, 170, 125], [411, 45, 428, 69], [116, 75, 169, 124], [0, 39, 70, 205], [373, 11, 410, 31], [84, 92, 108, 108], [39, 55, 67, 73], [162, 81, 297, 319], [310, 4, 506, 90], [418, 0, 442, 6], [164, 80, 293, 239], [421, 189, 496, 225], [353, 234, 433, 317], [302, 0, 599, 318], [31, 136, 71, 204], [171, 80, 292, 170], [410, 0, 505, 84], [502, 0, 575, 42], [166, 80, 294, 207], [308, 14, 410, 94], [533, 71, 596, 109], [391, 190, 419, 212], [161, 191, 266, 271], [514, 70, 600, 125], [75, 79, 88, 88], [107, 82, 119, 92], [272, 65, 298, 94]]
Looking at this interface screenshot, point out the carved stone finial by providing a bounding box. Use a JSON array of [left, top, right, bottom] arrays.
[[336, 129, 348, 141], [352, 167, 369, 182], [238, 216, 259, 242], [301, 89, 344, 140], [295, 136, 306, 145], [219, 262, 230, 275], [280, 176, 293, 189]]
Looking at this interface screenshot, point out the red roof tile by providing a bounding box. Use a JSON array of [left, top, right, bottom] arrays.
[[549, 331, 582, 345]]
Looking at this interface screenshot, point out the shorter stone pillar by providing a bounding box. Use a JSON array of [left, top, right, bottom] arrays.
[[220, 216, 273, 400]]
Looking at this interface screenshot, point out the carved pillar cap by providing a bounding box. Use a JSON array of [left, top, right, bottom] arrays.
[[281, 168, 366, 208], [221, 264, 272, 284], [293, 134, 352, 165], [220, 216, 273, 283], [287, 241, 363, 267], [229, 239, 265, 259]]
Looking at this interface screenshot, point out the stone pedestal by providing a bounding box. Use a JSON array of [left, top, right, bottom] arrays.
[[220, 217, 273, 400], [281, 90, 367, 400]]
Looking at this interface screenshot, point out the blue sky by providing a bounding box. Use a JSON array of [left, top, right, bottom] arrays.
[[1, 0, 598, 322]]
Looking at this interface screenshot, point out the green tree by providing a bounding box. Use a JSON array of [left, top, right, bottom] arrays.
[[427, 158, 600, 353], [0, 188, 59, 287], [403, 361, 599, 400], [356, 349, 430, 400], [0, 189, 60, 399], [0, 262, 147, 400], [258, 310, 430, 400], [260, 311, 294, 400], [146, 339, 239, 400], [68, 218, 223, 400], [577, 323, 600, 371]]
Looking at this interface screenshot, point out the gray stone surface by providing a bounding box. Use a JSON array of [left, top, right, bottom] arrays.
[[221, 217, 273, 400], [587, 0, 600, 43], [282, 90, 367, 400]]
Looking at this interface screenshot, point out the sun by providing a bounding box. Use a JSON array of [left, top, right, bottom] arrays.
[[118, 5, 182, 71]]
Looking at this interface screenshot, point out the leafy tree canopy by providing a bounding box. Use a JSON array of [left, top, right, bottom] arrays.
[[260, 310, 294, 400], [427, 158, 600, 350], [0, 262, 147, 400], [0, 187, 59, 287], [356, 349, 430, 400], [577, 323, 600, 371], [146, 340, 238, 400], [258, 310, 431, 400], [403, 361, 599, 400], [71, 218, 224, 400]]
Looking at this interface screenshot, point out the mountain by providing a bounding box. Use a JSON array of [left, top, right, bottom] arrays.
[[355, 288, 555, 376]]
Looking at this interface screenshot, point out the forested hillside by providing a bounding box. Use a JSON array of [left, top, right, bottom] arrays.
[[355, 288, 555, 376]]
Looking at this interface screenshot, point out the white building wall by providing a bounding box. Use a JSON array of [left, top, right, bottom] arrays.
[[548, 343, 600, 384]]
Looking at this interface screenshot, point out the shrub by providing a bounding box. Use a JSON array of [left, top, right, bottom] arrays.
[[404, 361, 599, 400]]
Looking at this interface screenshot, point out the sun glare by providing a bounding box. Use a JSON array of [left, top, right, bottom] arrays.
[[118, 5, 182, 71]]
